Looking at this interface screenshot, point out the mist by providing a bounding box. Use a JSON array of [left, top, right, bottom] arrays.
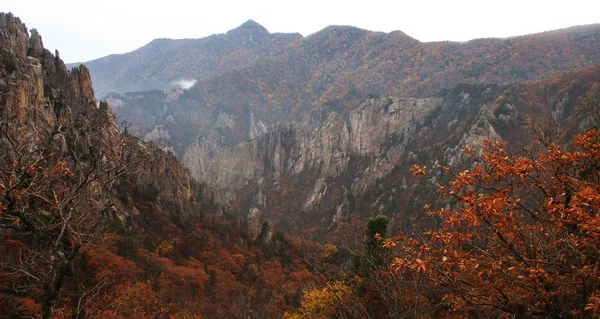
[[172, 79, 196, 90]]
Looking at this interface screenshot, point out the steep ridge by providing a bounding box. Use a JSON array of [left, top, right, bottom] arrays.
[[105, 23, 600, 159], [69, 20, 302, 98], [188, 67, 600, 241], [0, 12, 199, 229], [0, 13, 329, 318]]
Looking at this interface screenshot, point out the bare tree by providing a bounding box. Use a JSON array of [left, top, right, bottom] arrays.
[[0, 102, 150, 319]]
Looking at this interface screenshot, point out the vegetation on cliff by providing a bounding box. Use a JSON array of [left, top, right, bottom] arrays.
[[1, 12, 600, 319]]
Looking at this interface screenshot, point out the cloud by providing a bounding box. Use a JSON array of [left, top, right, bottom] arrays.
[[172, 79, 196, 90]]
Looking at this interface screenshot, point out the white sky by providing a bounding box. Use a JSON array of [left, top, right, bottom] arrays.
[[3, 0, 600, 63]]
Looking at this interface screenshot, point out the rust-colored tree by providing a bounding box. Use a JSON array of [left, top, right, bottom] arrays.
[[389, 129, 600, 318]]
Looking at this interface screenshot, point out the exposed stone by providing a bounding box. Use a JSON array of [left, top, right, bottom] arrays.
[[144, 125, 172, 143], [28, 28, 44, 57], [247, 207, 262, 240], [332, 186, 349, 224], [0, 12, 204, 228], [552, 92, 568, 122], [445, 103, 503, 166], [302, 177, 328, 211], [181, 95, 443, 224], [260, 220, 274, 244], [215, 109, 235, 130], [248, 112, 267, 140]]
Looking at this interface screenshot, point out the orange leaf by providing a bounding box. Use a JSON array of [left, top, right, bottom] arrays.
[[410, 164, 427, 176]]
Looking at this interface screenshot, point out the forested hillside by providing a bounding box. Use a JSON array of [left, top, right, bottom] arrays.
[[2, 11, 600, 319], [68, 20, 302, 98]]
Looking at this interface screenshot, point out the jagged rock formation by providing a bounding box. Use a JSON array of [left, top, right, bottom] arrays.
[[180, 69, 600, 238], [1, 15, 94, 125], [183, 96, 441, 195], [178, 95, 446, 236], [0, 12, 202, 226]]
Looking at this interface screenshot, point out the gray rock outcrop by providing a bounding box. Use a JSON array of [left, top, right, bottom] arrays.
[[183, 96, 442, 214]]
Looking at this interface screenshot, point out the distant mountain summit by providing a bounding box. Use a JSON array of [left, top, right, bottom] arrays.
[[227, 19, 270, 40], [70, 20, 301, 97]]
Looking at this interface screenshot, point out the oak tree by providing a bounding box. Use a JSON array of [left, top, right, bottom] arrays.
[[389, 129, 600, 318]]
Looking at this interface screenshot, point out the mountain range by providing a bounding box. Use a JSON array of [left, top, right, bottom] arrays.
[[79, 21, 599, 155], [71, 20, 600, 240], [69, 20, 302, 98], [2, 12, 600, 318]]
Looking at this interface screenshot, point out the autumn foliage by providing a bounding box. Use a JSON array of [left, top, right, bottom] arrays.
[[387, 129, 600, 318]]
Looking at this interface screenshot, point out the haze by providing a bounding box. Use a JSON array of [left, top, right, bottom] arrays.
[[3, 0, 600, 63]]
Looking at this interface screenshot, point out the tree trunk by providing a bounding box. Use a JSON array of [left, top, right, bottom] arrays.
[[41, 246, 81, 319], [41, 284, 59, 319]]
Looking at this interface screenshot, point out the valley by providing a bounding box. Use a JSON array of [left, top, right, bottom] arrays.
[[1, 11, 600, 318]]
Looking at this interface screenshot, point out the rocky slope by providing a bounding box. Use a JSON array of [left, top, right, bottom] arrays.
[[186, 67, 600, 240], [183, 96, 441, 196], [69, 20, 302, 98], [0, 12, 203, 233]]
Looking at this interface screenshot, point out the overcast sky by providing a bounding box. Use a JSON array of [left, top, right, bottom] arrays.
[[3, 0, 600, 63]]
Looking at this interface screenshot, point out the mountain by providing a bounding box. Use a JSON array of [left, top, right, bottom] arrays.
[[102, 23, 600, 157], [87, 21, 599, 241], [183, 66, 600, 241], [4, 11, 600, 319], [0, 13, 328, 318], [68, 20, 302, 98]]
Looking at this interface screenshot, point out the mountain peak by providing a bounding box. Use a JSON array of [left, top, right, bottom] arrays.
[[227, 19, 270, 40], [240, 19, 264, 29]]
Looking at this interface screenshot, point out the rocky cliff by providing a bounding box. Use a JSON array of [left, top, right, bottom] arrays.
[[0, 12, 202, 226], [183, 96, 441, 195], [181, 69, 600, 239]]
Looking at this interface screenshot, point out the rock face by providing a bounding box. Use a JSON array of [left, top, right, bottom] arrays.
[[180, 95, 448, 235], [0, 13, 101, 135], [179, 71, 600, 238], [184, 96, 440, 197], [444, 102, 503, 166], [0, 12, 203, 226], [126, 138, 198, 219]]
